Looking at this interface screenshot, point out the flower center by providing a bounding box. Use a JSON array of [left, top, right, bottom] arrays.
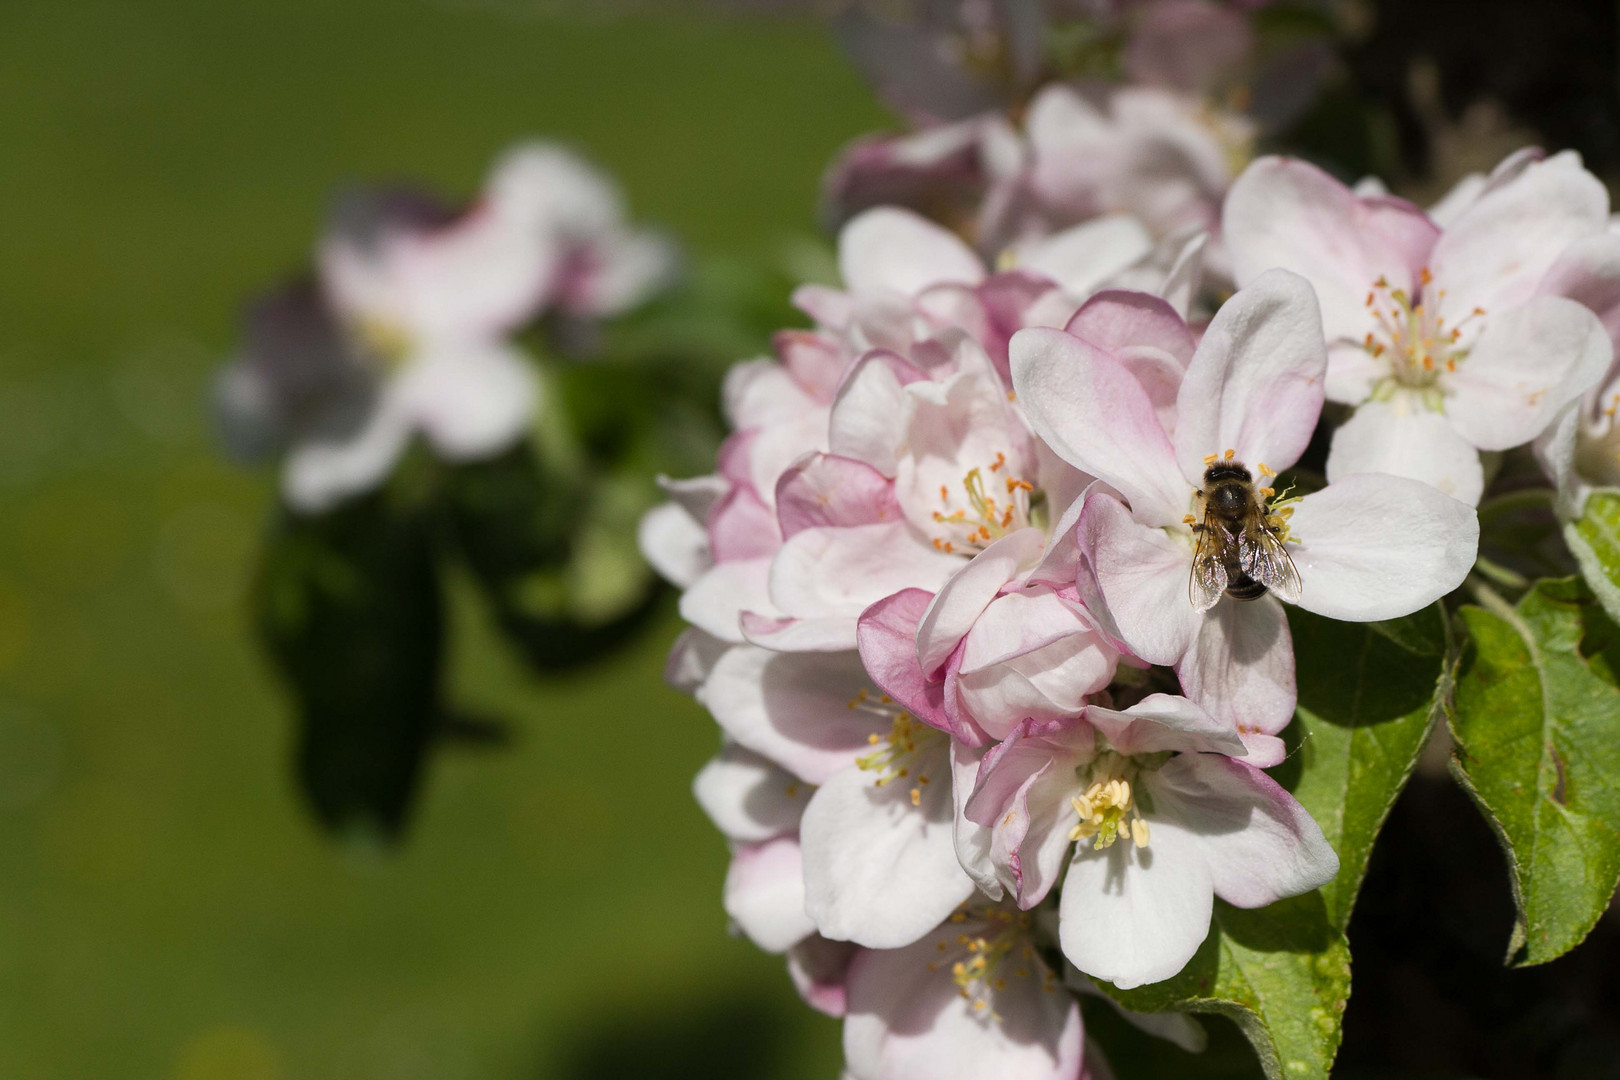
[[930, 454, 1036, 554], [851, 695, 943, 807], [925, 903, 1060, 1019], [353, 317, 415, 372], [1361, 271, 1486, 401], [1069, 750, 1155, 850]]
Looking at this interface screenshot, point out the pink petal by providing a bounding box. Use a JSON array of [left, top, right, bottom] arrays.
[[917, 528, 1046, 675], [776, 453, 903, 538], [1224, 155, 1436, 344], [1011, 327, 1188, 527]]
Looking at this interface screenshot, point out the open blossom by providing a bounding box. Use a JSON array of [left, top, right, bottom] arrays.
[[963, 695, 1338, 988], [993, 83, 1253, 277], [839, 900, 1084, 1080], [484, 141, 677, 320], [216, 143, 672, 513], [1011, 270, 1480, 751], [1224, 150, 1615, 506]]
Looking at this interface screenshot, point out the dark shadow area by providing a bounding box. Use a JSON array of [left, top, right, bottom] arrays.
[[1081, 1000, 1261, 1080], [546, 991, 806, 1080], [1338, 775, 1620, 1079]]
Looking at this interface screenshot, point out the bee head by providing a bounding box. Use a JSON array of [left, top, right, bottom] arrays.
[[1202, 461, 1252, 485]]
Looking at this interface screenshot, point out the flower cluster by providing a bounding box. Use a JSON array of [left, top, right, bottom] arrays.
[[644, 127, 1620, 1073], [822, 0, 1331, 278], [216, 141, 675, 512]]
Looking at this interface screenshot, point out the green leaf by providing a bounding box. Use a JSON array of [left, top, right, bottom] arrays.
[[1100, 894, 1350, 1080], [1279, 604, 1456, 931], [1565, 490, 1620, 627], [256, 492, 445, 839], [1451, 577, 1620, 965]]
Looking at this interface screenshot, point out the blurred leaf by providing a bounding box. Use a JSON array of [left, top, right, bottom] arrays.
[[1279, 604, 1455, 931], [1564, 490, 1620, 627], [256, 490, 444, 839], [443, 441, 665, 673], [1099, 894, 1349, 1080], [1451, 577, 1620, 965]]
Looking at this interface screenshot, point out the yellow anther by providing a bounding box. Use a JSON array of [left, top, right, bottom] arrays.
[[1203, 453, 1217, 466], [1223, 448, 1235, 460]]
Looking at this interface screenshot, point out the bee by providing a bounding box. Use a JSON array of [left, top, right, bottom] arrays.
[[1188, 460, 1301, 613]]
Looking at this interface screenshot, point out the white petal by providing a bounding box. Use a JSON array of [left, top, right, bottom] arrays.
[[401, 340, 537, 461], [1430, 151, 1610, 317], [830, 352, 915, 476], [1058, 817, 1213, 990], [664, 629, 728, 693], [1445, 296, 1613, 451], [281, 391, 413, 514], [1174, 596, 1295, 748], [725, 836, 816, 953], [1326, 398, 1485, 505], [1286, 473, 1478, 621], [843, 931, 1083, 1080], [951, 740, 1001, 900], [1077, 493, 1200, 666], [696, 647, 885, 785], [1016, 214, 1155, 300], [769, 522, 963, 621], [678, 558, 779, 643], [801, 744, 975, 949], [1149, 754, 1338, 908], [1173, 268, 1327, 482], [839, 207, 986, 297], [693, 744, 814, 842], [638, 501, 711, 588]]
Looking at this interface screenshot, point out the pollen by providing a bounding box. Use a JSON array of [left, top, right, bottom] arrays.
[[1223, 448, 1235, 460], [1257, 462, 1276, 478], [1203, 453, 1217, 466]]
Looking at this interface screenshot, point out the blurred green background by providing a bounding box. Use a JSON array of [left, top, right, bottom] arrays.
[[0, 2, 890, 1075]]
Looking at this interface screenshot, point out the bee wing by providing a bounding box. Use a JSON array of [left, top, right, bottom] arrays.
[[1188, 527, 1229, 613], [1239, 523, 1303, 605]]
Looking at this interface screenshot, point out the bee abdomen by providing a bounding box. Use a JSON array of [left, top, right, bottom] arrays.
[[1225, 573, 1268, 601]]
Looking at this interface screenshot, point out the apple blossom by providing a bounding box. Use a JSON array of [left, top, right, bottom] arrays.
[[1224, 150, 1614, 506], [962, 694, 1337, 988], [1012, 270, 1480, 750], [216, 184, 551, 512]]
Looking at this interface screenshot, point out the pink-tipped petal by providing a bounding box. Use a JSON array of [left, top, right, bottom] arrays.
[[725, 836, 816, 953], [1173, 268, 1327, 482], [1173, 596, 1296, 747], [1150, 754, 1338, 908], [1011, 327, 1188, 527], [1076, 493, 1200, 666]]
